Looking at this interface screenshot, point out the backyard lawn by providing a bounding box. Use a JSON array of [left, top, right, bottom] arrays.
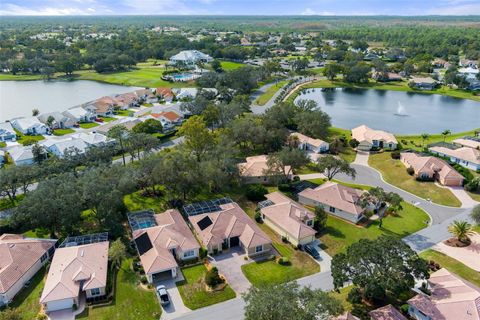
[[79, 122, 100, 129], [123, 188, 168, 213], [420, 249, 480, 287], [318, 201, 430, 256], [53, 128, 75, 136], [77, 259, 161, 320], [255, 80, 288, 106], [9, 267, 46, 320], [220, 61, 245, 71], [396, 129, 480, 151], [368, 152, 461, 207], [176, 264, 236, 310]]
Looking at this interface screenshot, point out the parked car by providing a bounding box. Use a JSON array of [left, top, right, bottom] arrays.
[[96, 118, 104, 123], [156, 285, 170, 306], [304, 244, 320, 260]]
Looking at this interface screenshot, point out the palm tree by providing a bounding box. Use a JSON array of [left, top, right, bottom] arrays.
[[448, 220, 474, 243], [441, 129, 451, 142], [421, 133, 430, 148]]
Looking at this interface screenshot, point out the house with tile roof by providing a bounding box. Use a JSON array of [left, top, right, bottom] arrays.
[[40, 236, 109, 312], [298, 181, 367, 223], [369, 305, 407, 320], [351, 125, 398, 151], [400, 152, 464, 186], [131, 209, 200, 283], [238, 155, 292, 184], [289, 132, 329, 153], [453, 138, 480, 150], [260, 192, 316, 246], [188, 202, 272, 258], [155, 87, 175, 102], [85, 96, 116, 117], [113, 92, 140, 110], [429, 145, 480, 171], [334, 312, 360, 320], [407, 268, 480, 320], [0, 234, 56, 306]]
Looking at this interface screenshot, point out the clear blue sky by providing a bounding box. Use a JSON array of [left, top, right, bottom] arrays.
[[1, 0, 479, 16]]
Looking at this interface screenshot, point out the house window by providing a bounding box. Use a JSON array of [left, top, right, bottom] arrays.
[[306, 220, 313, 226], [255, 245, 263, 253], [40, 252, 48, 263], [183, 250, 195, 258], [329, 206, 335, 213], [90, 288, 101, 296]]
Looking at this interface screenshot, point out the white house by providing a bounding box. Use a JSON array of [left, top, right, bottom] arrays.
[[130, 209, 200, 282], [0, 234, 56, 307], [429, 145, 480, 171], [172, 88, 198, 100], [169, 50, 213, 65], [0, 122, 17, 142], [70, 132, 114, 147], [7, 145, 35, 166], [63, 107, 96, 123], [351, 125, 398, 151], [11, 117, 50, 135], [289, 132, 329, 153], [40, 236, 109, 312], [37, 112, 76, 129], [298, 182, 367, 224], [44, 138, 88, 158]]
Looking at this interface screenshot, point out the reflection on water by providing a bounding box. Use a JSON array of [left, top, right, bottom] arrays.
[[294, 87, 480, 134]]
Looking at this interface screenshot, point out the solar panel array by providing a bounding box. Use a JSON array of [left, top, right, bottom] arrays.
[[183, 197, 233, 216], [127, 210, 157, 232], [197, 216, 213, 230], [257, 199, 274, 210], [59, 232, 108, 248]]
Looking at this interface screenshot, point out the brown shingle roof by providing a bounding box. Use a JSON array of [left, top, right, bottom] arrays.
[[0, 234, 56, 294]]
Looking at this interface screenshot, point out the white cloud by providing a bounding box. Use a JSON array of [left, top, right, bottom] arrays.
[[0, 3, 95, 15], [427, 3, 480, 14], [301, 8, 334, 15]]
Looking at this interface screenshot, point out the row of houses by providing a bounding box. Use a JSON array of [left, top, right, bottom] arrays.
[[428, 137, 480, 172]]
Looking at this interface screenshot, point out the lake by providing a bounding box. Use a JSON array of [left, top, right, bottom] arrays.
[[294, 88, 480, 134], [0, 80, 141, 121]]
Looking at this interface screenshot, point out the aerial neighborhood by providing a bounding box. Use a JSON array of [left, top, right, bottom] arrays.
[[1, 13, 480, 320]]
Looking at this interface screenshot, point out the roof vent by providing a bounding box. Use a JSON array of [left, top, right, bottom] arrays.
[[80, 250, 84, 257], [9, 244, 15, 248]]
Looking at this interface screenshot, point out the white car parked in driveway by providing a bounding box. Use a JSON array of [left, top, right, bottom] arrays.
[[156, 285, 170, 306]]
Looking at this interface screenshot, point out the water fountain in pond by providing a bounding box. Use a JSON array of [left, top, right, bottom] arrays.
[[394, 102, 409, 116]]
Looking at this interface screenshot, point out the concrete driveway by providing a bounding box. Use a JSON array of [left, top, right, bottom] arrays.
[[209, 248, 251, 294], [353, 150, 369, 166], [158, 274, 191, 320]]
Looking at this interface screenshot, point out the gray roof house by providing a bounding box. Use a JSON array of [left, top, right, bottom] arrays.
[[10, 117, 50, 135], [169, 50, 213, 65], [43, 138, 88, 158], [38, 112, 77, 129], [63, 107, 96, 123], [7, 145, 35, 166], [0, 122, 16, 142]]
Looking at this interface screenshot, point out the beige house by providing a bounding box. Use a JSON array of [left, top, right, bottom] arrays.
[[351, 125, 398, 151], [238, 155, 292, 184], [369, 305, 407, 320], [131, 209, 200, 283], [408, 268, 480, 320], [429, 145, 480, 171], [289, 132, 329, 153], [40, 237, 109, 312], [400, 152, 464, 186], [260, 192, 316, 246], [189, 201, 272, 258], [453, 138, 480, 150], [298, 182, 366, 224], [0, 234, 56, 306]]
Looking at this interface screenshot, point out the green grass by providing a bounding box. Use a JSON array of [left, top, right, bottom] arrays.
[[52, 128, 75, 136], [318, 201, 430, 256], [0, 141, 6, 148], [123, 188, 168, 213], [330, 286, 354, 311], [77, 259, 161, 320], [220, 61, 245, 71], [176, 264, 236, 310], [420, 249, 480, 287], [0, 194, 24, 211], [99, 116, 116, 122], [328, 127, 356, 163], [0, 73, 43, 81], [288, 78, 480, 102], [467, 191, 480, 202], [114, 110, 133, 117], [9, 266, 46, 319], [255, 80, 288, 106], [396, 129, 480, 151], [79, 122, 99, 129], [16, 133, 44, 145], [368, 152, 461, 207], [23, 228, 50, 239]]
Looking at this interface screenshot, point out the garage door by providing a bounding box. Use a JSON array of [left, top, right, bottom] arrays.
[[152, 269, 173, 282], [230, 236, 240, 247], [47, 298, 73, 311]]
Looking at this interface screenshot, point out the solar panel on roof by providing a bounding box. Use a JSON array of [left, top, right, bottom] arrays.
[[197, 216, 213, 231], [135, 232, 153, 255]]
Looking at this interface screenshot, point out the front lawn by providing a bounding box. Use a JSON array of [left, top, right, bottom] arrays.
[[53, 128, 75, 136], [77, 259, 160, 320], [16, 133, 45, 145], [176, 264, 236, 310], [98, 116, 116, 122], [220, 61, 245, 71], [114, 110, 132, 117], [79, 122, 99, 129], [368, 152, 461, 207], [420, 249, 480, 287], [396, 129, 480, 152], [255, 80, 288, 106], [318, 201, 430, 256], [328, 127, 356, 163], [9, 267, 46, 320]]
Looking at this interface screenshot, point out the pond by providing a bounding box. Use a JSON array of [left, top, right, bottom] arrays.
[[0, 80, 141, 121], [294, 88, 480, 134]]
